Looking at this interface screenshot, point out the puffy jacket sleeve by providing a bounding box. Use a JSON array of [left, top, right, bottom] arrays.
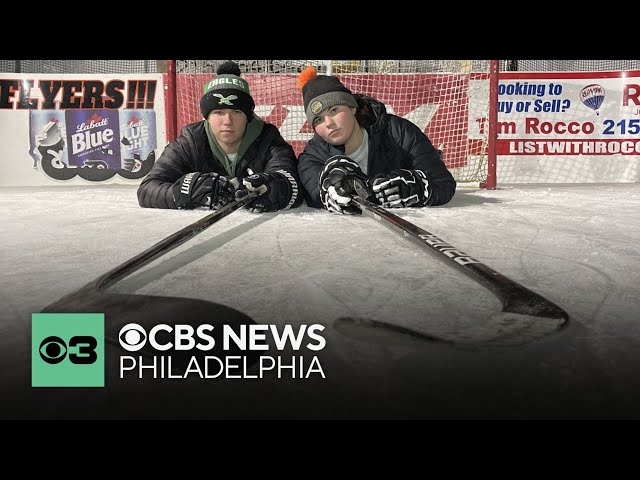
[[390, 116, 457, 206], [137, 129, 199, 209], [260, 125, 304, 209], [297, 136, 331, 208]]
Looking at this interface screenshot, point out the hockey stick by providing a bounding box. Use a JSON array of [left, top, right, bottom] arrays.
[[42, 191, 261, 372], [340, 188, 569, 347]]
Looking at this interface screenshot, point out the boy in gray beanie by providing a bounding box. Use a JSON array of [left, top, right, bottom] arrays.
[[296, 66, 456, 215]]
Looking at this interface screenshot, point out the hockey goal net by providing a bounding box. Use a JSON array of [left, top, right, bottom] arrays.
[[167, 60, 498, 188]]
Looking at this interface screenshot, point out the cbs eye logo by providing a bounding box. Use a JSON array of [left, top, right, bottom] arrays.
[[118, 323, 147, 351], [39, 335, 98, 365], [32, 313, 104, 387]]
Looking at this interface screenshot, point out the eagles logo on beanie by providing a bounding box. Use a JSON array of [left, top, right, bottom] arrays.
[[200, 61, 255, 122], [297, 66, 358, 127]]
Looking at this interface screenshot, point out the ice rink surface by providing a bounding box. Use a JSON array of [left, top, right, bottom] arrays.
[[2, 182, 639, 419]]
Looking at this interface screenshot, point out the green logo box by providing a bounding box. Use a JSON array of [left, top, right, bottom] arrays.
[[32, 313, 105, 387]]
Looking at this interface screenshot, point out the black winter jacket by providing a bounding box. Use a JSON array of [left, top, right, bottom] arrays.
[[297, 96, 457, 208], [138, 120, 302, 209]]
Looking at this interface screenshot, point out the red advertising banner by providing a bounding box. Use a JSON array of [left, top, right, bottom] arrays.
[[497, 70, 640, 183]]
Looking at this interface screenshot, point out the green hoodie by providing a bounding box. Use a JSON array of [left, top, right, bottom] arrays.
[[204, 114, 265, 177]]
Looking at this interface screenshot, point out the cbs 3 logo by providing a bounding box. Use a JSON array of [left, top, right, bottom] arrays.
[[38, 335, 98, 365]]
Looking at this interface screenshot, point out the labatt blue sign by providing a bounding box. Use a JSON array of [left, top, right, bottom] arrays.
[[0, 77, 159, 182]]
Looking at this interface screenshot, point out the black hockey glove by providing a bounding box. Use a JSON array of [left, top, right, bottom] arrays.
[[241, 170, 300, 213], [372, 169, 430, 208], [172, 172, 238, 210], [318, 156, 373, 215]]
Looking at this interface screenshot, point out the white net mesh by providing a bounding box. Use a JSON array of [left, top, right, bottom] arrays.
[[174, 60, 494, 184]]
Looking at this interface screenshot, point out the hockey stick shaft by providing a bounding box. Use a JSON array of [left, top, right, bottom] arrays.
[[41, 192, 261, 374], [92, 191, 259, 292], [350, 195, 569, 322]]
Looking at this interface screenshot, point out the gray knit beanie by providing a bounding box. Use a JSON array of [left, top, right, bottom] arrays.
[[298, 66, 357, 126]]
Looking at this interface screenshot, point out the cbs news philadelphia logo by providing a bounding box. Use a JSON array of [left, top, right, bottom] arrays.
[[32, 313, 104, 387]]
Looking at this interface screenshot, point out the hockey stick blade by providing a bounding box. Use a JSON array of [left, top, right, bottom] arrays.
[[42, 191, 261, 372], [347, 192, 569, 346]]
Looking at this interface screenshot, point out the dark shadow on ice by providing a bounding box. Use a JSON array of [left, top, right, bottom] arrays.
[[334, 317, 456, 347], [445, 189, 503, 208], [114, 214, 274, 293]]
